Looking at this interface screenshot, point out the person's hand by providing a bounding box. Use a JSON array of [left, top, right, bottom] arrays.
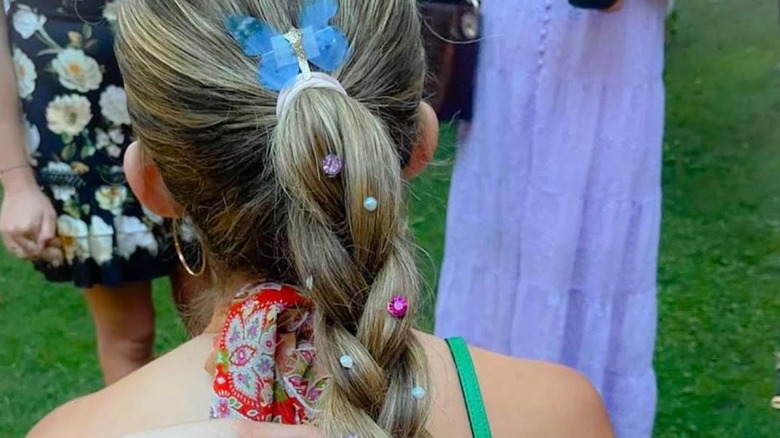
[[120, 420, 323, 438], [0, 185, 56, 260]]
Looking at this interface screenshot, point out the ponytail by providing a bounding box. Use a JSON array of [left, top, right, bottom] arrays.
[[273, 89, 431, 437]]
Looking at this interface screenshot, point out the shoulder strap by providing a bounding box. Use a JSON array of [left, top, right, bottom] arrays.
[[445, 337, 493, 438]]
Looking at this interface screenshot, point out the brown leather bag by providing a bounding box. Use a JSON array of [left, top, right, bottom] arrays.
[[419, 0, 481, 122]]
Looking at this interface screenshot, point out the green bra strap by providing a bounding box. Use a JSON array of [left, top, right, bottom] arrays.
[[446, 337, 493, 438]]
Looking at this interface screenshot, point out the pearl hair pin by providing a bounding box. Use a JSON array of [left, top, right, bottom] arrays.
[[339, 354, 354, 369], [363, 196, 378, 212]]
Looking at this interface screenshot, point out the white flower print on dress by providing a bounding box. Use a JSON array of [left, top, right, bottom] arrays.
[[180, 217, 197, 243], [108, 127, 125, 144], [95, 128, 123, 158], [95, 185, 128, 216], [115, 216, 159, 259], [46, 94, 92, 136], [142, 206, 164, 226], [108, 165, 124, 175], [24, 117, 40, 165], [103, 1, 120, 23], [99, 85, 131, 126], [95, 128, 111, 149], [12, 5, 46, 39], [13, 47, 36, 99], [107, 145, 122, 158], [44, 162, 77, 202], [52, 49, 103, 93], [56, 215, 89, 264], [51, 186, 76, 202], [89, 216, 114, 265]]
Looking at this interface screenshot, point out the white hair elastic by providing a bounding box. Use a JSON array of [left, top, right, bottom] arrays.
[[276, 72, 347, 120]]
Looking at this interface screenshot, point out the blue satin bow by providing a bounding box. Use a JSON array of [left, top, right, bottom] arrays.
[[225, 0, 350, 92]]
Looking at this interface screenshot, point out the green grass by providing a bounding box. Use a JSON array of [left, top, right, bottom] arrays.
[[1, 0, 780, 436], [653, 1, 780, 436]]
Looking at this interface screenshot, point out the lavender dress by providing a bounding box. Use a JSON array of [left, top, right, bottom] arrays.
[[435, 1, 666, 437]]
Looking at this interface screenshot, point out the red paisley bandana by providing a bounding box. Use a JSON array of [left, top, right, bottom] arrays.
[[209, 283, 326, 424]]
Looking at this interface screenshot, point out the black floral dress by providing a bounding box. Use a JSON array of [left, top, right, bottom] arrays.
[[6, 0, 176, 288]]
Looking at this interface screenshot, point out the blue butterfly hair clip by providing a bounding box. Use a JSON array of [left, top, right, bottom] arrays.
[[225, 0, 350, 92]]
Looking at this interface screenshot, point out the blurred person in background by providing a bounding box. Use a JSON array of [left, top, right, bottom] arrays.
[[0, 0, 198, 385], [435, 1, 666, 436]]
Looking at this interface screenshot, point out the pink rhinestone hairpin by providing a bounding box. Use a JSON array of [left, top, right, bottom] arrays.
[[387, 296, 408, 319]]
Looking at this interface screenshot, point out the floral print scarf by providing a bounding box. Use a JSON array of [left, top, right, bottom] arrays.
[[208, 283, 326, 424]]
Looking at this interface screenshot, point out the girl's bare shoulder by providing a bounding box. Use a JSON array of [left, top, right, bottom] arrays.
[[471, 346, 614, 438], [27, 336, 215, 438]]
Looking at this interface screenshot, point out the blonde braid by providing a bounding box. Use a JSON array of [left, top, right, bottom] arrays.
[[275, 89, 431, 437]]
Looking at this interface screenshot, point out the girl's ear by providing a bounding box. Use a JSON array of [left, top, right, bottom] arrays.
[[404, 102, 439, 179], [124, 141, 184, 218]]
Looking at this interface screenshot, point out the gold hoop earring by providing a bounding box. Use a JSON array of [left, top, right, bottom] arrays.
[[172, 219, 206, 277]]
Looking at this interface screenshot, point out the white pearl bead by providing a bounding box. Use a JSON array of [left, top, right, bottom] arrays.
[[363, 196, 378, 212], [339, 355, 354, 369], [304, 276, 313, 290]]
